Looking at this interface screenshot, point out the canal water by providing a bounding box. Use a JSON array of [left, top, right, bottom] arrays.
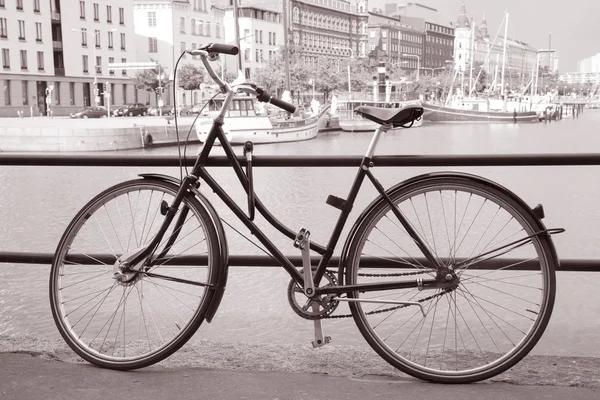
[[1, 111, 600, 357]]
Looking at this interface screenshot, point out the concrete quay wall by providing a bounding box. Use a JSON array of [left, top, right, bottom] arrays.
[[0, 117, 197, 152]]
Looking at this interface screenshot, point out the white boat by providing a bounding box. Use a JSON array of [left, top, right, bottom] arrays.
[[196, 96, 330, 145]]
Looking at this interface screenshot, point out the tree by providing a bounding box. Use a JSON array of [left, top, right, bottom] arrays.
[[178, 63, 204, 104], [132, 63, 168, 104]]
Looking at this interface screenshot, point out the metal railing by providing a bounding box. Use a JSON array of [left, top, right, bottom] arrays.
[[1, 152, 599, 271]]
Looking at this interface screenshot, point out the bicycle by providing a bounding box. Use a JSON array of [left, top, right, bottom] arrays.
[[49, 43, 564, 384]]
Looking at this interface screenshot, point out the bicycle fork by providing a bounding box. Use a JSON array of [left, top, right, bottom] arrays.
[[294, 228, 331, 348]]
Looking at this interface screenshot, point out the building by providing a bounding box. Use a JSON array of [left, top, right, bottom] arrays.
[[0, 0, 137, 117], [222, 0, 284, 80], [366, 10, 424, 75], [133, 0, 224, 106], [576, 53, 600, 73], [289, 0, 369, 64], [452, 4, 538, 93], [387, 3, 454, 72]]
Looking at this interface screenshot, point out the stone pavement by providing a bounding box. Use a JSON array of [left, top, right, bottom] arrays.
[[1, 353, 599, 400]]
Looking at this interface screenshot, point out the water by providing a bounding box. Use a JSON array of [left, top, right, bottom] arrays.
[[1, 112, 600, 357]]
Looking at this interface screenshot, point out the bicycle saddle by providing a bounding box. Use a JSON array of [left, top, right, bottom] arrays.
[[354, 105, 424, 127]]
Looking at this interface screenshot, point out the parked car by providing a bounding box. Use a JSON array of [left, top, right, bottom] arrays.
[[148, 105, 173, 116], [69, 106, 109, 119], [187, 104, 208, 115], [112, 105, 127, 117], [117, 103, 149, 117]]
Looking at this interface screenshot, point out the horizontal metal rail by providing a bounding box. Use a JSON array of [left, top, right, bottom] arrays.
[[1, 152, 598, 271], [0, 252, 597, 271], [1, 153, 600, 167]]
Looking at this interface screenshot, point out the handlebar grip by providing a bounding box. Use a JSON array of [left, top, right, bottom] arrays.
[[207, 43, 239, 56], [255, 88, 296, 114]]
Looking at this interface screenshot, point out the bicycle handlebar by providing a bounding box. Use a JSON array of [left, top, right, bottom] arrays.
[[255, 87, 297, 114]]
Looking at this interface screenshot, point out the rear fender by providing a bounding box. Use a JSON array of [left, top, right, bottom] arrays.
[[337, 171, 556, 284], [139, 173, 229, 322]]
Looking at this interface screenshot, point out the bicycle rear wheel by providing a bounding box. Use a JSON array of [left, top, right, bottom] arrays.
[[345, 175, 557, 383], [50, 179, 220, 370]]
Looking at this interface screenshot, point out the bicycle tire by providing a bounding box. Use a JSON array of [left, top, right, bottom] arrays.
[[344, 174, 557, 383], [50, 178, 220, 370]]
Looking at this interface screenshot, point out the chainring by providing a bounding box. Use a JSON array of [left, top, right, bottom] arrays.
[[287, 270, 340, 320]]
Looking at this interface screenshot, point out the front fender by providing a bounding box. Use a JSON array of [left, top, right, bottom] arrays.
[[337, 171, 555, 284], [139, 173, 229, 323]]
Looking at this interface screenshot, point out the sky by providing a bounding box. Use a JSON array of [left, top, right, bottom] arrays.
[[367, 0, 600, 72]]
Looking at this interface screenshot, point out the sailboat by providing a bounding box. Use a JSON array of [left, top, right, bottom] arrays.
[[422, 12, 538, 123]]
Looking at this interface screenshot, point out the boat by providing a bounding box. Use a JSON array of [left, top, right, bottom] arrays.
[[422, 98, 539, 123], [195, 95, 330, 145]]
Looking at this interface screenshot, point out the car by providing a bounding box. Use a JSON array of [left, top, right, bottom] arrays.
[[187, 104, 208, 115], [117, 103, 148, 117], [148, 105, 173, 116], [69, 106, 109, 119], [111, 105, 127, 117]]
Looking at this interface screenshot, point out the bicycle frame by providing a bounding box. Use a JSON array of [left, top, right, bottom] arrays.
[[126, 52, 445, 296]]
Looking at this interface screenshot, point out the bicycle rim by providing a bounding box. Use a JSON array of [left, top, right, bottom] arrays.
[[50, 179, 219, 369], [346, 176, 556, 383]]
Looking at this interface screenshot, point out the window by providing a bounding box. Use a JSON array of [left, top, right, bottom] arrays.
[[0, 18, 6, 38], [34, 0, 40, 12], [36, 22, 42, 42], [82, 55, 88, 72], [244, 29, 250, 42], [4, 80, 10, 106], [244, 48, 250, 61], [272, 32, 276, 45], [93, 3, 99, 21], [22, 81, 28, 105], [37, 51, 44, 71], [216, 23, 221, 38], [81, 28, 87, 46], [20, 50, 27, 70], [0, 0, 5, 8], [121, 58, 126, 75], [18, 21, 25, 40], [180, 41, 186, 55], [108, 31, 114, 49], [191, 19, 195, 34], [119, 7, 124, 25], [96, 56, 101, 74], [69, 82, 75, 105], [206, 21, 211, 36], [120, 33, 126, 50], [108, 57, 114, 75], [255, 30, 258, 43], [148, 12, 156, 27], [80, 1, 85, 19], [2, 48, 9, 68], [55, 82, 60, 105], [255, 49, 259, 62], [95, 30, 101, 48], [148, 37, 157, 52], [16, 0, 22, 10], [106, 5, 112, 23], [268, 32, 272, 45], [197, 20, 203, 35], [180, 17, 185, 33]]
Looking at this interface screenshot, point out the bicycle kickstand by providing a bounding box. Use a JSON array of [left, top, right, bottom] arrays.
[[294, 228, 331, 348]]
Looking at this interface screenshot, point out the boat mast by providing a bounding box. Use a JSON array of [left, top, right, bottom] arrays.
[[282, 0, 291, 91], [500, 12, 508, 96], [468, 19, 475, 97]]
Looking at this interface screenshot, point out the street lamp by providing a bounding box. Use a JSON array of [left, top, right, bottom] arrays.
[[72, 27, 117, 106], [333, 46, 354, 93], [402, 53, 420, 81]]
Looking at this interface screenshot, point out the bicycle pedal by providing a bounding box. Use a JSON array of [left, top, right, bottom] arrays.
[[312, 336, 332, 348]]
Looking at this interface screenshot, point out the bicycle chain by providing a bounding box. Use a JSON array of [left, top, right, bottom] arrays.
[[320, 268, 441, 319]]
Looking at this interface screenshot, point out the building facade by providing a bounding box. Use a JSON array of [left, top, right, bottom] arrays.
[[222, 1, 284, 80], [0, 0, 138, 117], [289, 0, 369, 64], [576, 53, 600, 73], [133, 0, 224, 106], [453, 4, 537, 92], [387, 3, 454, 72]]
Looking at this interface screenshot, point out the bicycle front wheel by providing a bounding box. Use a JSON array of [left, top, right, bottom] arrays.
[[50, 178, 220, 370], [345, 175, 557, 383]]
